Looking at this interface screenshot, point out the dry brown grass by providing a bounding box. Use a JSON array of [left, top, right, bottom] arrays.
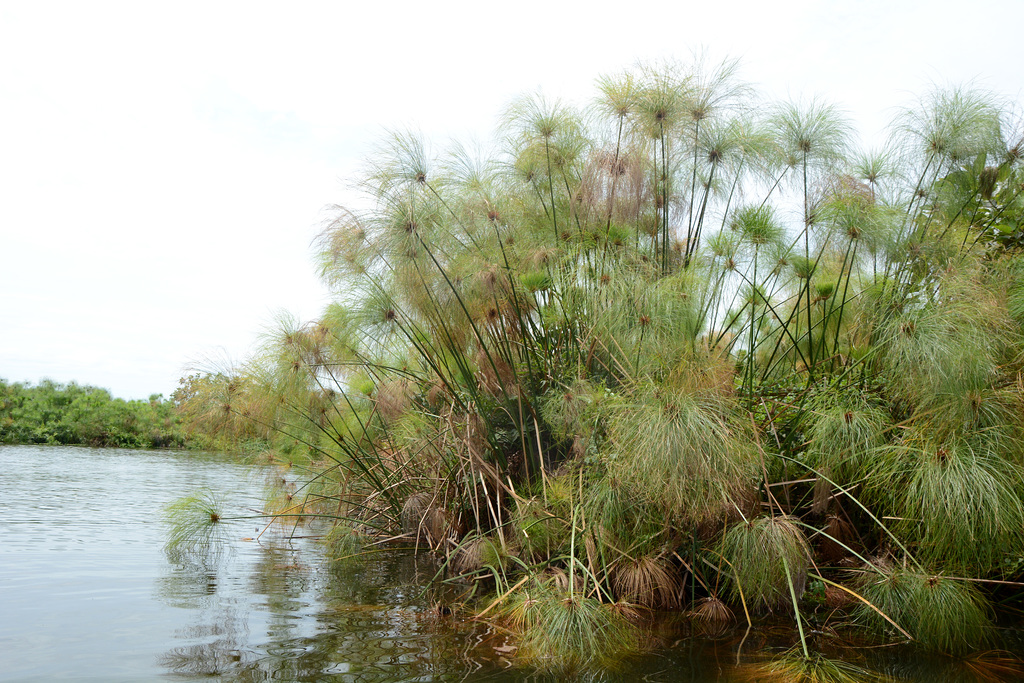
[[611, 553, 682, 609]]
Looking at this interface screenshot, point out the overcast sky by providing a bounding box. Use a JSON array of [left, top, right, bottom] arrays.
[[2, 1, 1022, 400]]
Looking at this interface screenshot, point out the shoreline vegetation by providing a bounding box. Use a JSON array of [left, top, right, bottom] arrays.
[[172, 56, 1024, 676], [0, 378, 183, 449]]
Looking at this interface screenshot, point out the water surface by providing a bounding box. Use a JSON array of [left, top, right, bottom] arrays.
[[0, 446, 270, 681]]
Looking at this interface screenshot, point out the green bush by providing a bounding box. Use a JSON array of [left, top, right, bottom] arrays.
[[0, 379, 184, 448]]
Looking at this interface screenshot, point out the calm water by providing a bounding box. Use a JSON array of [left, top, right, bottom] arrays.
[[1, 445, 1021, 682], [0, 445, 527, 682], [0, 445, 267, 681]]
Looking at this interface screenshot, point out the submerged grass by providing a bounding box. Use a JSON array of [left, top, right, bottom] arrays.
[[163, 489, 227, 563], [497, 583, 640, 673], [856, 568, 994, 655], [736, 648, 891, 683]]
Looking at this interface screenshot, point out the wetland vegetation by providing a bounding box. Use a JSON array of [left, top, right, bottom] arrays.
[[173, 56, 1024, 678], [0, 378, 182, 448]]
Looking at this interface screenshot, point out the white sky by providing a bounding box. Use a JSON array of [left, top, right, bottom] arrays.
[[2, 1, 1022, 400]]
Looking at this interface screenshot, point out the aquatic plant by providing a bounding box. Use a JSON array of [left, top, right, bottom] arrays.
[[856, 568, 993, 655], [497, 582, 639, 672], [874, 434, 1024, 574], [803, 389, 890, 514], [453, 534, 510, 575], [0, 378, 184, 448], [720, 515, 811, 613], [322, 522, 366, 561], [737, 648, 890, 683], [688, 596, 735, 637], [610, 552, 682, 609], [607, 376, 757, 522], [163, 489, 228, 563], [170, 57, 1024, 669]]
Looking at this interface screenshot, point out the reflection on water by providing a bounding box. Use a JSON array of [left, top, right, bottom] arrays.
[[1, 445, 1022, 682], [154, 530, 1024, 682], [157, 535, 504, 682], [0, 445, 258, 681]]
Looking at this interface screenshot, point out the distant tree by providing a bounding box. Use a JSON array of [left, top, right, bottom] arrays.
[[0, 378, 184, 448]]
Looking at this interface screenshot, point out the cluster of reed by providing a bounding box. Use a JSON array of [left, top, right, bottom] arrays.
[[178, 57, 1024, 672]]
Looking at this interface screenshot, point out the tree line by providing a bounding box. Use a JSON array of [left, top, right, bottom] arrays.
[[1, 379, 183, 448]]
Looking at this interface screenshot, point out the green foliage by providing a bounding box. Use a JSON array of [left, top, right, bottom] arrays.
[[805, 389, 888, 475], [856, 568, 993, 655], [582, 473, 665, 554], [163, 489, 227, 563], [874, 264, 1019, 437], [804, 388, 890, 513], [720, 515, 811, 613], [513, 486, 573, 561], [608, 377, 757, 521], [498, 583, 639, 673], [323, 523, 367, 561], [0, 378, 183, 448], [873, 433, 1024, 574], [171, 60, 1024, 667], [453, 534, 509, 574]]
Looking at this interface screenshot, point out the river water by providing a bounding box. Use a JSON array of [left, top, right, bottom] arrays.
[[0, 445, 542, 681], [0, 445, 1019, 682]]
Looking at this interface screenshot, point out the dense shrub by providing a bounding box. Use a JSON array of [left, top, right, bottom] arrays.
[[0, 379, 184, 448]]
